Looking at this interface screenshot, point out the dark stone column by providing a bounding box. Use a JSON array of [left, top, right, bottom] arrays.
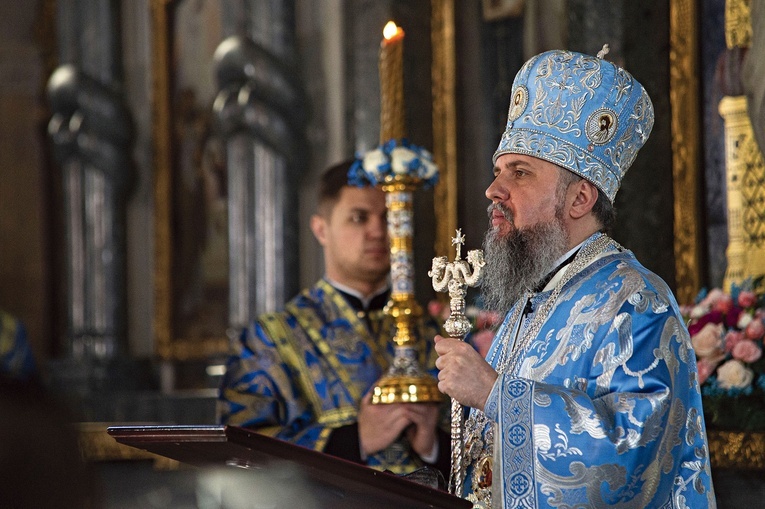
[[45, 0, 158, 409], [47, 0, 133, 363], [215, 0, 306, 321]]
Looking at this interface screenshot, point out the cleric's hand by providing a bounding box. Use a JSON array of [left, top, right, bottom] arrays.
[[434, 335, 498, 410], [357, 391, 411, 456], [404, 403, 440, 459]]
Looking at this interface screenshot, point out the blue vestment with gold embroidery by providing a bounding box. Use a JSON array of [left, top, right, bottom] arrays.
[[463, 234, 716, 508], [218, 279, 443, 474]]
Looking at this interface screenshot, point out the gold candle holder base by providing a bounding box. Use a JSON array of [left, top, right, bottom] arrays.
[[372, 374, 442, 404]]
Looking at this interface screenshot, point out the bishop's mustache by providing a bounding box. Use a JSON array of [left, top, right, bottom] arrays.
[[487, 202, 513, 227]]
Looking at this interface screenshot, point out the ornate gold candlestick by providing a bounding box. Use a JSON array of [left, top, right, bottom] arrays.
[[371, 174, 442, 404], [364, 20, 442, 404], [429, 229, 485, 496]]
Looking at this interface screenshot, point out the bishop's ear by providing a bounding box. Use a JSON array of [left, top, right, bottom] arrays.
[[568, 179, 599, 219]]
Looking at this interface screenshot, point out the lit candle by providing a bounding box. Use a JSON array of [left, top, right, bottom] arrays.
[[379, 21, 405, 143]]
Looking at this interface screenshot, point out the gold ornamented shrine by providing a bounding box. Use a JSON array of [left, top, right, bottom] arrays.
[[721, 0, 765, 292]]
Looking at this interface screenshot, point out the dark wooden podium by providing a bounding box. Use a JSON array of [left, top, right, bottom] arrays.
[[107, 425, 471, 509]]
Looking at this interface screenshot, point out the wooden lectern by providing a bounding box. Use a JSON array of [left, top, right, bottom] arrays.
[[108, 425, 471, 509]]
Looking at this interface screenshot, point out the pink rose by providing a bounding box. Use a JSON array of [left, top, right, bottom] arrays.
[[738, 290, 758, 309], [471, 329, 495, 358], [712, 294, 734, 314], [717, 359, 754, 389], [745, 318, 765, 340], [724, 330, 745, 353], [701, 288, 726, 309], [732, 339, 762, 363], [697, 358, 719, 385], [691, 323, 724, 358]]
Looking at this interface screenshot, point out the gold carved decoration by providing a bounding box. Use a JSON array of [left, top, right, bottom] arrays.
[[719, 96, 765, 291], [670, 0, 703, 305], [151, 0, 228, 360], [726, 0, 753, 48], [708, 429, 765, 469], [431, 0, 459, 262], [720, 0, 765, 291]]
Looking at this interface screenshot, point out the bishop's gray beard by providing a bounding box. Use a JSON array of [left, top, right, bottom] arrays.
[[480, 204, 570, 314]]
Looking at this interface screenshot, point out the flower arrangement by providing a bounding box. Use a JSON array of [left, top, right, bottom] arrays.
[[348, 138, 439, 189], [683, 281, 765, 431], [427, 299, 501, 358]]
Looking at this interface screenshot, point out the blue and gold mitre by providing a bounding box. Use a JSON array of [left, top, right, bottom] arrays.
[[493, 47, 654, 202]]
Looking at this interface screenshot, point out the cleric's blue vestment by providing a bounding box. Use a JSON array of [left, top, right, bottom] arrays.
[[463, 234, 715, 508], [0, 310, 36, 381], [218, 279, 443, 474]]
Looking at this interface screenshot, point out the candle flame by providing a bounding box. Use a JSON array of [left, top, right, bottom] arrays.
[[383, 21, 399, 40]]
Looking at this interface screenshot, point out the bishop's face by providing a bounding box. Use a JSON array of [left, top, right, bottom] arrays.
[[486, 153, 565, 236], [480, 153, 571, 312]]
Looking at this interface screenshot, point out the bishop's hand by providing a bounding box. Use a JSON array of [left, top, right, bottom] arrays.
[[434, 335, 498, 410]]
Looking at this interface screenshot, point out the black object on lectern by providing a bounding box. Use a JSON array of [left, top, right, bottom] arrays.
[[107, 425, 471, 509]]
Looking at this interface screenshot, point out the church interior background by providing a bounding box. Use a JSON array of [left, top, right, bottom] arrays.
[[1, 0, 764, 506]]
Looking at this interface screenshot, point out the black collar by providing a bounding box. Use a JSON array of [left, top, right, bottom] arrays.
[[333, 286, 390, 313], [531, 249, 580, 294]]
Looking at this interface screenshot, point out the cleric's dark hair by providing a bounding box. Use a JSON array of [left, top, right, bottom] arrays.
[[591, 191, 616, 233], [317, 160, 356, 216]]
